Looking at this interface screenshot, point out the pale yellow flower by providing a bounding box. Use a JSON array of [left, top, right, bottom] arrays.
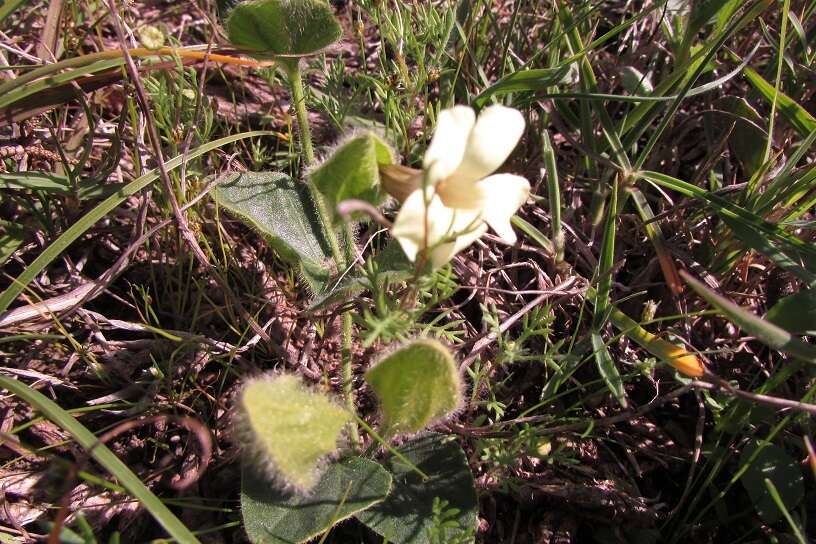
[[391, 105, 530, 268]]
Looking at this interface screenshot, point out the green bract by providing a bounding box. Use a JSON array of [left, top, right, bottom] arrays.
[[226, 0, 342, 56], [311, 132, 395, 223], [365, 339, 462, 435], [239, 374, 351, 491]]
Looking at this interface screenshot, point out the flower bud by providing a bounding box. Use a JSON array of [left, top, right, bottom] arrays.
[[379, 163, 422, 203]]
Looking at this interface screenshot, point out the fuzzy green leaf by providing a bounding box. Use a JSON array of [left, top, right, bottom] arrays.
[[240, 374, 351, 491], [739, 441, 804, 524], [241, 456, 392, 544], [311, 132, 394, 222], [212, 171, 334, 292], [226, 0, 341, 57], [365, 340, 462, 435], [356, 433, 477, 544]]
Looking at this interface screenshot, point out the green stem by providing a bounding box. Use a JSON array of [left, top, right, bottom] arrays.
[[284, 60, 343, 266], [353, 415, 429, 480], [342, 312, 359, 446], [541, 130, 564, 265], [284, 60, 359, 445]]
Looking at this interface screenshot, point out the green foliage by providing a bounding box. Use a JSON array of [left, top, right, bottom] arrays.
[[0, 219, 24, 265], [212, 171, 335, 292], [591, 332, 627, 408], [739, 441, 804, 524], [473, 64, 578, 108], [356, 433, 478, 544], [311, 132, 395, 222], [721, 215, 816, 284], [239, 374, 351, 491], [0, 131, 273, 315], [350, 0, 458, 159], [427, 498, 474, 544], [226, 0, 342, 57], [365, 340, 462, 435], [709, 96, 766, 176], [744, 66, 816, 138], [677, 0, 738, 63], [348, 259, 462, 347], [766, 290, 816, 335], [143, 64, 215, 151], [0, 377, 200, 544], [309, 240, 414, 311], [482, 303, 556, 366], [241, 456, 392, 544], [682, 271, 816, 363]]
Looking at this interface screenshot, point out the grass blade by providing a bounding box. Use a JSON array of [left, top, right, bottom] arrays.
[[511, 216, 554, 254], [637, 170, 816, 262], [721, 215, 816, 284], [744, 66, 816, 138], [0, 0, 29, 23], [591, 332, 627, 408], [680, 271, 816, 363], [629, 187, 683, 296], [764, 479, 807, 544], [541, 130, 564, 264], [0, 130, 274, 314], [592, 181, 618, 329], [0, 376, 201, 543]]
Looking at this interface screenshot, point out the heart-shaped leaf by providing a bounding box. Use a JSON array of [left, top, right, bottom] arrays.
[[242, 456, 392, 544], [766, 289, 816, 336], [356, 433, 478, 544], [709, 96, 766, 176], [365, 340, 462, 435], [226, 0, 342, 57], [311, 132, 394, 222], [239, 374, 351, 491], [212, 171, 334, 292], [739, 440, 804, 524]]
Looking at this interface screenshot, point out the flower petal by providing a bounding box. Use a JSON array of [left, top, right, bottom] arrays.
[[391, 188, 438, 262], [391, 187, 488, 268], [427, 211, 486, 269], [476, 173, 530, 243], [436, 176, 487, 210], [442, 105, 525, 201], [423, 106, 475, 185]]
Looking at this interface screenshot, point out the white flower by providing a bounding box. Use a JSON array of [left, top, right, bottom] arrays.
[[391, 105, 530, 269]]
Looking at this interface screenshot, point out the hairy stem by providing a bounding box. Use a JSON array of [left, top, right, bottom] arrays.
[[284, 60, 358, 446], [284, 61, 343, 263], [342, 312, 359, 445]]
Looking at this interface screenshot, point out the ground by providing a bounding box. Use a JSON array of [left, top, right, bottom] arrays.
[[0, 0, 814, 543]]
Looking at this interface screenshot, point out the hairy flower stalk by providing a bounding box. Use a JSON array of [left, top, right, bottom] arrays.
[[284, 59, 359, 446]]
